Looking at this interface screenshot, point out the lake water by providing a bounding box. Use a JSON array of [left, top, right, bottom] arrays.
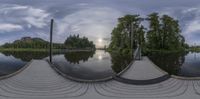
[[1, 50, 199, 79], [0, 51, 49, 77], [148, 51, 200, 77], [52, 50, 133, 80], [0, 50, 132, 79]]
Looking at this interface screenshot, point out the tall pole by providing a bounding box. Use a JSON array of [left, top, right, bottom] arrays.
[[49, 19, 54, 63], [131, 22, 134, 57]]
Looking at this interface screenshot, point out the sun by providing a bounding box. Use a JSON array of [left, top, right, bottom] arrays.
[[98, 38, 103, 43], [98, 55, 102, 60]]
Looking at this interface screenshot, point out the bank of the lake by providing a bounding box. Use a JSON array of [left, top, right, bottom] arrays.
[[0, 48, 95, 52], [0, 48, 48, 52], [189, 48, 200, 52], [147, 50, 200, 77]]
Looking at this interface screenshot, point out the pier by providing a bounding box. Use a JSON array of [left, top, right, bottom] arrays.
[[0, 58, 200, 99]]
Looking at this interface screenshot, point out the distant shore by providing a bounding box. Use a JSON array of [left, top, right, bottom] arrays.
[[0, 48, 96, 52]]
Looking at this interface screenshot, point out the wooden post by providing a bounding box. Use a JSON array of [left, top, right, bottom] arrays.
[[49, 19, 54, 63], [131, 22, 134, 57]]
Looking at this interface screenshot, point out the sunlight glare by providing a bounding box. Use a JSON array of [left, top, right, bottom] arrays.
[[98, 38, 103, 43], [98, 55, 103, 60]]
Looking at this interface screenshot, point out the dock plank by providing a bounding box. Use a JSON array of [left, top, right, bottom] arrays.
[[0, 59, 199, 99], [121, 57, 167, 80]]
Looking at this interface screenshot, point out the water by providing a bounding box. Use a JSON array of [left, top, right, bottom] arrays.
[[0, 51, 49, 77], [0, 50, 132, 80], [1, 50, 199, 78], [52, 50, 133, 80], [148, 51, 200, 77]]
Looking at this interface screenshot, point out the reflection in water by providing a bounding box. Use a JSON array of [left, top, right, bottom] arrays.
[[64, 51, 95, 64], [110, 52, 133, 73], [148, 51, 200, 77], [180, 52, 200, 77], [0, 53, 26, 76], [98, 55, 102, 60], [2, 51, 49, 62], [0, 51, 49, 77], [52, 50, 133, 80]]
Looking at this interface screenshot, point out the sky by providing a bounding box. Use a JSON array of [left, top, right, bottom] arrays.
[[0, 0, 200, 47]]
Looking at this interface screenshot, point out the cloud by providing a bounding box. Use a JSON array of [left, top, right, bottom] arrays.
[[1, 0, 200, 46], [0, 4, 51, 44], [0, 4, 50, 30], [23, 7, 50, 28], [180, 8, 200, 44], [159, 7, 200, 45], [54, 7, 123, 47], [185, 20, 200, 34], [0, 23, 23, 32]]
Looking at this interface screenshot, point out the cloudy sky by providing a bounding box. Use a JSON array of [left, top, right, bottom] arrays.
[[0, 0, 200, 47]]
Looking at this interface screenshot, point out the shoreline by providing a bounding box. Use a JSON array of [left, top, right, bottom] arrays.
[[0, 48, 97, 52]]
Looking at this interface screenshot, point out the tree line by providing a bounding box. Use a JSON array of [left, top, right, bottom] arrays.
[[1, 38, 50, 49], [0, 35, 95, 50], [64, 35, 95, 49], [109, 13, 189, 53]]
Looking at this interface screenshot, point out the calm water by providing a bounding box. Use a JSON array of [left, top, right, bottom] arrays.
[[0, 51, 49, 76], [52, 50, 133, 80], [1, 50, 199, 78], [148, 51, 200, 77]]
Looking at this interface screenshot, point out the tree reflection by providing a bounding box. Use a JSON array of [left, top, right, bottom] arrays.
[[64, 51, 95, 64], [110, 52, 133, 73], [1, 51, 49, 62], [148, 51, 188, 75]]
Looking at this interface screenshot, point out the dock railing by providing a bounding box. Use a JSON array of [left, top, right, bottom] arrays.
[[133, 45, 141, 60]]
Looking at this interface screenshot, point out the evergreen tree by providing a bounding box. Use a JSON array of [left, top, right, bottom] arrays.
[[64, 35, 95, 49], [109, 13, 188, 52], [146, 13, 161, 49], [146, 13, 186, 50], [109, 15, 145, 50]]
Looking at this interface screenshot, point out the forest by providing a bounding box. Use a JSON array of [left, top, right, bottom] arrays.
[[0, 13, 190, 53], [64, 35, 95, 49], [108, 13, 189, 53], [0, 35, 95, 51]]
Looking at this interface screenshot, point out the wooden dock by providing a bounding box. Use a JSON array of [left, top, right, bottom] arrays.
[[0, 58, 200, 99]]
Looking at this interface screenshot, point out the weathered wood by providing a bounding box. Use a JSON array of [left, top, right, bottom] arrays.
[[49, 19, 54, 63], [0, 59, 199, 99]]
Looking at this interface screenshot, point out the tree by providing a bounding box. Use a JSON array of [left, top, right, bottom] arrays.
[[146, 13, 186, 50], [146, 13, 161, 49], [109, 15, 145, 51], [109, 13, 188, 52], [64, 35, 95, 49], [0, 37, 65, 49]]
